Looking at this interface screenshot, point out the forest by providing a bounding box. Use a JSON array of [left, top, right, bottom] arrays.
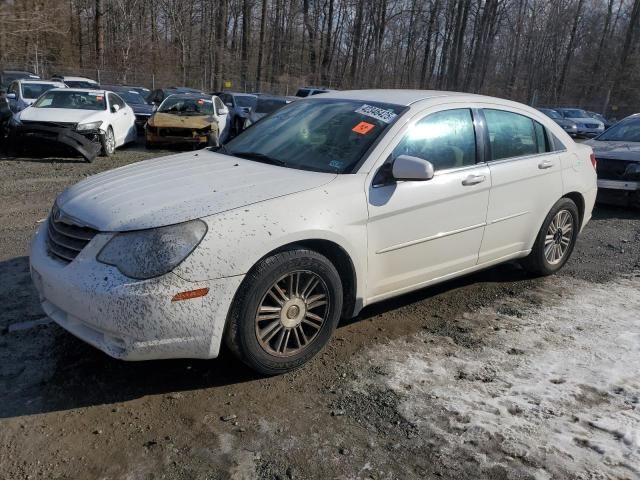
[[1, 0, 639, 116]]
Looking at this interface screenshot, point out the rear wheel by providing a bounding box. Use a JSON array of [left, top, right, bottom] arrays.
[[100, 127, 115, 157], [225, 249, 343, 375], [521, 198, 579, 276]]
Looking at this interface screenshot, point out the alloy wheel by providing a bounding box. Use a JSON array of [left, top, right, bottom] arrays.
[[544, 209, 574, 265], [255, 270, 330, 357]]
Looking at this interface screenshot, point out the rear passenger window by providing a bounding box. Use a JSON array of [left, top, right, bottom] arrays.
[[485, 110, 541, 160], [393, 109, 477, 171]]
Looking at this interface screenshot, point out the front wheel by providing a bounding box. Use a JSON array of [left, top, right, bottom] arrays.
[[225, 249, 343, 375], [100, 127, 116, 157], [521, 198, 579, 276]]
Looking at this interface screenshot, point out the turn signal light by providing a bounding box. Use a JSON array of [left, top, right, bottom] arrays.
[[172, 288, 209, 302], [590, 153, 597, 170]]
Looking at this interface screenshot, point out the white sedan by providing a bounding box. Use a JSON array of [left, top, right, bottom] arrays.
[[29, 90, 597, 375], [14, 88, 137, 158]]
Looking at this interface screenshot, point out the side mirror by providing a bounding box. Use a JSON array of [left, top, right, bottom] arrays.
[[6, 93, 16, 99], [111, 103, 120, 113], [392, 155, 435, 181], [218, 107, 229, 115]]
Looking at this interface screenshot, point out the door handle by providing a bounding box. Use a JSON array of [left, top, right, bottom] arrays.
[[462, 174, 486, 186], [538, 159, 553, 169]]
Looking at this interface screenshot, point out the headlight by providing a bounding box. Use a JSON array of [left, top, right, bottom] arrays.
[[97, 219, 208, 279], [76, 120, 103, 131]]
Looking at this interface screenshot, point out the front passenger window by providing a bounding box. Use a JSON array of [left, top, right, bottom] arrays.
[[393, 109, 477, 171]]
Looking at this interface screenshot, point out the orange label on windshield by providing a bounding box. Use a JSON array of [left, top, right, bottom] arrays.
[[352, 121, 375, 135]]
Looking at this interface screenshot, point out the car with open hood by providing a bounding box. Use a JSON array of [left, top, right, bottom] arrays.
[[6, 79, 66, 112], [10, 88, 137, 161], [145, 93, 229, 148], [29, 90, 596, 375], [585, 113, 640, 207]]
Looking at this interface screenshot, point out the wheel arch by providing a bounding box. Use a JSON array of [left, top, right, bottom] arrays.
[[243, 239, 360, 320], [562, 191, 585, 228]]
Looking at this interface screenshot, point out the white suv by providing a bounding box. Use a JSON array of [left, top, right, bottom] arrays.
[[30, 90, 597, 374]]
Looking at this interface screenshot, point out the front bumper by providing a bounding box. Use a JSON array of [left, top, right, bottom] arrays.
[[9, 123, 102, 161], [597, 179, 640, 191], [29, 221, 243, 360]]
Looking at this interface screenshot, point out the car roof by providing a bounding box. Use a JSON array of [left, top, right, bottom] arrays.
[[54, 76, 97, 82], [3, 70, 36, 74], [313, 89, 510, 107], [49, 88, 108, 94], [257, 95, 297, 102], [17, 79, 64, 85]]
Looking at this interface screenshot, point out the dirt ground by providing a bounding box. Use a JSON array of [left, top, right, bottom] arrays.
[[0, 141, 639, 480]]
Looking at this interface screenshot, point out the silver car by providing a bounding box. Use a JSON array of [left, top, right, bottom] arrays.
[[537, 108, 578, 136], [555, 108, 605, 137]]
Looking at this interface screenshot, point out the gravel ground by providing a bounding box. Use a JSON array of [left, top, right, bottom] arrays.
[[0, 142, 639, 480]]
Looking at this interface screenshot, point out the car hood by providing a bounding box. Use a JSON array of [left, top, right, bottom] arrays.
[[565, 117, 603, 126], [18, 107, 102, 124], [553, 118, 576, 127], [585, 140, 640, 161], [55, 151, 337, 231], [148, 112, 215, 128]]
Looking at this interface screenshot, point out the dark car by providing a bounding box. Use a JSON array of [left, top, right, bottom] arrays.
[[102, 84, 154, 131], [585, 114, 640, 207], [216, 92, 257, 136], [147, 87, 205, 106], [244, 95, 296, 128], [537, 108, 578, 136], [0, 70, 40, 90]]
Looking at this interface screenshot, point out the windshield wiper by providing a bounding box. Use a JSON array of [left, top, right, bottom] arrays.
[[229, 151, 287, 166]]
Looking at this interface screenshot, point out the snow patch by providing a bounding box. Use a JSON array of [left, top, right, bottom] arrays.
[[357, 275, 640, 479]]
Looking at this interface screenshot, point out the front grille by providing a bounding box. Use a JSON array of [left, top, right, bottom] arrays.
[[158, 127, 207, 136], [22, 120, 78, 129], [47, 214, 98, 263], [585, 123, 599, 129], [596, 158, 640, 181]]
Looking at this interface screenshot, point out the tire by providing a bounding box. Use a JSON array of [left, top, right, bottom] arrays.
[[225, 249, 343, 376], [521, 198, 579, 276], [100, 127, 116, 157]]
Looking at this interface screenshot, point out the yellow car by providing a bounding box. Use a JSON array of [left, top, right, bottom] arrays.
[[145, 94, 229, 148]]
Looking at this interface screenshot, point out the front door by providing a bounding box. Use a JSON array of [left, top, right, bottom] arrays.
[[366, 108, 491, 301]]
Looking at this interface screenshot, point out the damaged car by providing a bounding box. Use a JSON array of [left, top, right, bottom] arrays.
[[29, 90, 597, 375], [145, 93, 228, 148], [586, 113, 640, 207], [9, 88, 137, 161]]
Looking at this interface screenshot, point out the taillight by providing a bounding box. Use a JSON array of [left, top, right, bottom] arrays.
[[590, 153, 597, 170]]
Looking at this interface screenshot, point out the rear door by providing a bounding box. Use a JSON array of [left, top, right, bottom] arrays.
[[478, 108, 563, 263]]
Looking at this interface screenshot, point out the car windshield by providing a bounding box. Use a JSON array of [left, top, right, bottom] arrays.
[[540, 109, 561, 119], [21, 83, 57, 99], [561, 109, 589, 118], [159, 96, 213, 115], [116, 90, 145, 104], [596, 118, 640, 142], [255, 98, 289, 114], [224, 99, 405, 174], [295, 89, 311, 97], [33, 90, 107, 110], [235, 95, 257, 108]]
